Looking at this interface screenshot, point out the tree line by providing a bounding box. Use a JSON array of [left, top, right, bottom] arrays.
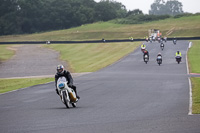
[[0, 0, 127, 35], [0, 0, 186, 36]]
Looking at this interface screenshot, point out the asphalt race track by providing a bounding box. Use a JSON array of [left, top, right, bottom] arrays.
[[0, 41, 200, 133]]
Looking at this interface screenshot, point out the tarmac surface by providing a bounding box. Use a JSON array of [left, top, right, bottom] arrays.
[[0, 44, 66, 78], [0, 41, 200, 133]]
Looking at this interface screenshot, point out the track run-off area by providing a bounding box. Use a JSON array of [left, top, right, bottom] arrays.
[[0, 40, 200, 133]]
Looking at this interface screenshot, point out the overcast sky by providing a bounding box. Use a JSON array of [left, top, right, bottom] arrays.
[[94, 0, 200, 14]]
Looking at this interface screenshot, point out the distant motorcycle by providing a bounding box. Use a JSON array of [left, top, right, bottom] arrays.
[[173, 40, 177, 45], [160, 39, 163, 44], [157, 37, 161, 43], [144, 54, 149, 64], [175, 56, 182, 64], [157, 56, 162, 66], [57, 77, 78, 108], [160, 43, 164, 51], [164, 37, 167, 42]]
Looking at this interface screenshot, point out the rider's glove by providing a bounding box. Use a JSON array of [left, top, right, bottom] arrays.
[[68, 84, 73, 88]]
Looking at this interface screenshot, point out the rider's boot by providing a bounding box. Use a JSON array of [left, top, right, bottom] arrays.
[[72, 86, 80, 99]]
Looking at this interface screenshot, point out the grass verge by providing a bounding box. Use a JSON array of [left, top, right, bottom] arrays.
[[188, 40, 200, 73], [191, 77, 200, 114], [188, 40, 200, 114], [0, 78, 54, 94], [44, 42, 140, 72], [0, 45, 15, 62]]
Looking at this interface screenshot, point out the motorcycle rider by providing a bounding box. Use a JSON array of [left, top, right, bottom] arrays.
[[145, 37, 149, 42], [160, 38, 163, 43], [55, 65, 80, 99], [157, 37, 161, 43], [157, 52, 162, 63], [141, 43, 146, 53], [173, 37, 177, 44], [164, 36, 167, 42], [160, 41, 164, 49], [143, 49, 149, 61], [175, 51, 182, 57], [149, 37, 152, 43], [175, 51, 182, 61]]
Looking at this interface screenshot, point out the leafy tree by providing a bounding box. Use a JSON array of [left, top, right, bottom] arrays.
[[165, 0, 183, 15], [0, 0, 18, 17], [95, 0, 127, 21], [149, 0, 165, 15], [149, 0, 183, 15], [126, 9, 143, 17], [17, 0, 45, 33], [0, 0, 20, 35]]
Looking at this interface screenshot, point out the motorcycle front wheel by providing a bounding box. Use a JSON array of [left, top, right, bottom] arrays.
[[63, 91, 70, 108]]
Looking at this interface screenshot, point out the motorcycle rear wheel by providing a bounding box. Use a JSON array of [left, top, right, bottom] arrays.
[[72, 103, 76, 108]]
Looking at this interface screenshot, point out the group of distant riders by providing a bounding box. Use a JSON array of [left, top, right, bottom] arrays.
[[141, 36, 182, 65]]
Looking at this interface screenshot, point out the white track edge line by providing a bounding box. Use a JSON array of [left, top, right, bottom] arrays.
[[186, 42, 192, 115], [188, 77, 193, 115]]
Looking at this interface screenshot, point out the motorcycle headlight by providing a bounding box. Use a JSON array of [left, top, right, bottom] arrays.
[[58, 83, 65, 89]]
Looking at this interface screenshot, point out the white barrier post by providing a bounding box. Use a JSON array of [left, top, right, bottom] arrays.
[[189, 42, 192, 48]]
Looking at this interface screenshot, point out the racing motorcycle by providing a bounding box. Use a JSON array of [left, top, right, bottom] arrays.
[[57, 77, 78, 108], [157, 56, 162, 66], [144, 54, 149, 64], [160, 43, 164, 51], [176, 56, 182, 64]]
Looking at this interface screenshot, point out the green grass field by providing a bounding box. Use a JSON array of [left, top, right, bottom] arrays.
[[0, 78, 53, 93], [0, 15, 200, 42], [44, 42, 140, 72]]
